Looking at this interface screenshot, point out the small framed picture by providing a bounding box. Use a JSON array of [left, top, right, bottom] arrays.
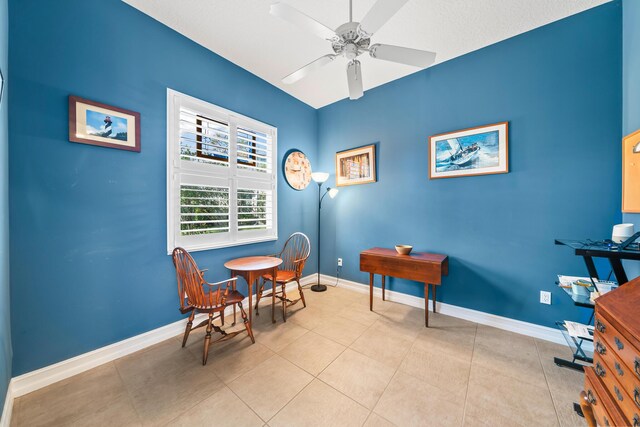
[[429, 122, 508, 179], [335, 144, 376, 187], [69, 96, 141, 152]]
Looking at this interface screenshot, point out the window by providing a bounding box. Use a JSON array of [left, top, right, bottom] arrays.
[[167, 89, 277, 253]]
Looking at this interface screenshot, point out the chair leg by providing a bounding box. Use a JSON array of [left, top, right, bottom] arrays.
[[182, 311, 195, 348], [271, 279, 276, 324], [239, 302, 255, 344], [255, 279, 264, 315], [202, 313, 213, 365], [297, 279, 306, 308], [281, 282, 287, 322]]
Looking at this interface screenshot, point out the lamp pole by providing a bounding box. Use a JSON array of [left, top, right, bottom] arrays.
[[310, 172, 337, 292], [311, 182, 330, 292]]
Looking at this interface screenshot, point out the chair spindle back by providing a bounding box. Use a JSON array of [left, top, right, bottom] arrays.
[[172, 247, 217, 310], [279, 232, 311, 275]]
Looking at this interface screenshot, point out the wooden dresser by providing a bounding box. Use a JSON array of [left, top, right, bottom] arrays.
[[580, 276, 640, 427]]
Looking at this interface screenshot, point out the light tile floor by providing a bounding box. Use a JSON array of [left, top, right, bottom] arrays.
[[11, 286, 586, 427]]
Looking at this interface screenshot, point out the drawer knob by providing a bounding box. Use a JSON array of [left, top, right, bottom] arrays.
[[595, 341, 607, 355], [635, 358, 640, 378], [635, 388, 640, 408], [595, 362, 606, 378], [615, 336, 624, 351], [596, 320, 606, 333], [587, 390, 596, 404], [634, 414, 639, 427], [615, 361, 624, 377], [614, 385, 624, 402]]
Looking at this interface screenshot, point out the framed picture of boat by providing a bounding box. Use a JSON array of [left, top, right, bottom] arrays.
[[335, 144, 376, 187], [429, 122, 509, 179]]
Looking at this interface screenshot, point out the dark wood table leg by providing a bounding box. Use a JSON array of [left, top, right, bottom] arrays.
[[382, 275, 386, 301], [232, 271, 237, 325], [369, 273, 374, 311], [424, 283, 429, 327], [431, 284, 437, 313], [248, 275, 253, 327]]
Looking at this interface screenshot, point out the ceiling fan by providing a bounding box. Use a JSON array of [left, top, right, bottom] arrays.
[[270, 0, 436, 100]]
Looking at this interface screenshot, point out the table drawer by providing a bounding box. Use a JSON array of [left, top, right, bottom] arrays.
[[595, 313, 640, 382], [593, 352, 640, 424]]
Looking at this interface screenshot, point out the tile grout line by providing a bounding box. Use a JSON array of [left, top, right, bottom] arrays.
[[460, 322, 479, 426], [533, 338, 563, 426]]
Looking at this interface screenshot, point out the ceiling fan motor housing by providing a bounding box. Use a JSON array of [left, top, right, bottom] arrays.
[[332, 22, 370, 59]]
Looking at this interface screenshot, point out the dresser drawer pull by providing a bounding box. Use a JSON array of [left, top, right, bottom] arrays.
[[634, 414, 639, 427], [614, 385, 624, 402], [596, 320, 606, 333], [615, 361, 624, 377], [635, 358, 640, 378], [603, 415, 610, 426], [635, 388, 640, 408], [595, 362, 606, 377], [587, 390, 596, 404], [595, 341, 607, 355], [614, 336, 624, 351]]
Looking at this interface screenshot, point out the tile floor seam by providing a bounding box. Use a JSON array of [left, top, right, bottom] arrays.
[[264, 374, 317, 424], [314, 376, 377, 416], [224, 382, 270, 425], [534, 337, 563, 426], [460, 323, 479, 426], [112, 360, 145, 426]]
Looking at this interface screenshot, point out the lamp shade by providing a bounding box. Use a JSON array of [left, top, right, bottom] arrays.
[[328, 188, 339, 198], [311, 172, 329, 183]]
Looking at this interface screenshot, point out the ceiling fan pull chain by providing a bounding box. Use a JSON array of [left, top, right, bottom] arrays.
[[349, 0, 353, 23]]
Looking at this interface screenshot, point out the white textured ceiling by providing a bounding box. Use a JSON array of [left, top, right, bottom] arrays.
[[123, 0, 609, 108]]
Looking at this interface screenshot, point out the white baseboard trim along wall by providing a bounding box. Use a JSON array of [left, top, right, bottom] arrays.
[[1, 273, 566, 424]]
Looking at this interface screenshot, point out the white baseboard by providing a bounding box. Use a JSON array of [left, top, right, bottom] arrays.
[[4, 271, 565, 416], [0, 380, 14, 427], [9, 275, 315, 400], [323, 274, 566, 345]]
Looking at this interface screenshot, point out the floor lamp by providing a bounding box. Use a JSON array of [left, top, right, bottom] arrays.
[[311, 172, 338, 292]]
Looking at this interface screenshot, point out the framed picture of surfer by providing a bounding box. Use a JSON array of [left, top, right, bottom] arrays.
[[429, 122, 509, 179], [69, 96, 141, 152], [335, 144, 376, 187]]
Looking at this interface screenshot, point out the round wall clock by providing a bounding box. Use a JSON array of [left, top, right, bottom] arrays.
[[284, 150, 312, 190]]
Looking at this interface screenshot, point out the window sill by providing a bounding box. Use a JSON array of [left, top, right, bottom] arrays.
[[167, 235, 278, 255]]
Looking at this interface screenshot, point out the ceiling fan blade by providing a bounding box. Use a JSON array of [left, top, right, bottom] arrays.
[[282, 54, 337, 84], [369, 43, 436, 67], [346, 60, 363, 100], [270, 2, 336, 41], [358, 0, 408, 38]]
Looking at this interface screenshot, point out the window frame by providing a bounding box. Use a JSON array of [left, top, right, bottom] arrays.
[[166, 89, 278, 254]]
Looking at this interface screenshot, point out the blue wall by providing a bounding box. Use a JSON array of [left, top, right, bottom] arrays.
[[8, 0, 318, 375], [623, 0, 640, 279], [0, 0, 11, 409], [317, 2, 622, 328]]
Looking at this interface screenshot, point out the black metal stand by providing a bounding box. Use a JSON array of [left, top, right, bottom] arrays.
[[310, 284, 327, 292]]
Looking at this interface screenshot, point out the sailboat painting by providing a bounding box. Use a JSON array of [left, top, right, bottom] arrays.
[[429, 122, 509, 179]]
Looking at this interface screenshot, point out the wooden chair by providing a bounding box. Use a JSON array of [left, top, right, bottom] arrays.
[[172, 247, 255, 365], [255, 232, 311, 322]]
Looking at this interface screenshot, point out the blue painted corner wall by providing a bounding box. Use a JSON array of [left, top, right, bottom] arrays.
[[622, 0, 640, 279], [0, 0, 11, 409], [317, 1, 622, 328], [8, 0, 318, 375], [4, 0, 627, 380]]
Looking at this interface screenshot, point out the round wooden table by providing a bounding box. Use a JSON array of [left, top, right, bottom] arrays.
[[224, 256, 283, 326]]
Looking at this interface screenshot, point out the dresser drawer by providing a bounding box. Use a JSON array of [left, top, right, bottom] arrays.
[[595, 313, 640, 382], [585, 369, 615, 427], [593, 352, 640, 424]]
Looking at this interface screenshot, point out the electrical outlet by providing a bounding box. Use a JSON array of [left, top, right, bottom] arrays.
[[337, 258, 343, 267], [540, 291, 552, 305]]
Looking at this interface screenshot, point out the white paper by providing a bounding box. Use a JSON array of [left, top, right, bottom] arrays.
[[564, 321, 594, 340]]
